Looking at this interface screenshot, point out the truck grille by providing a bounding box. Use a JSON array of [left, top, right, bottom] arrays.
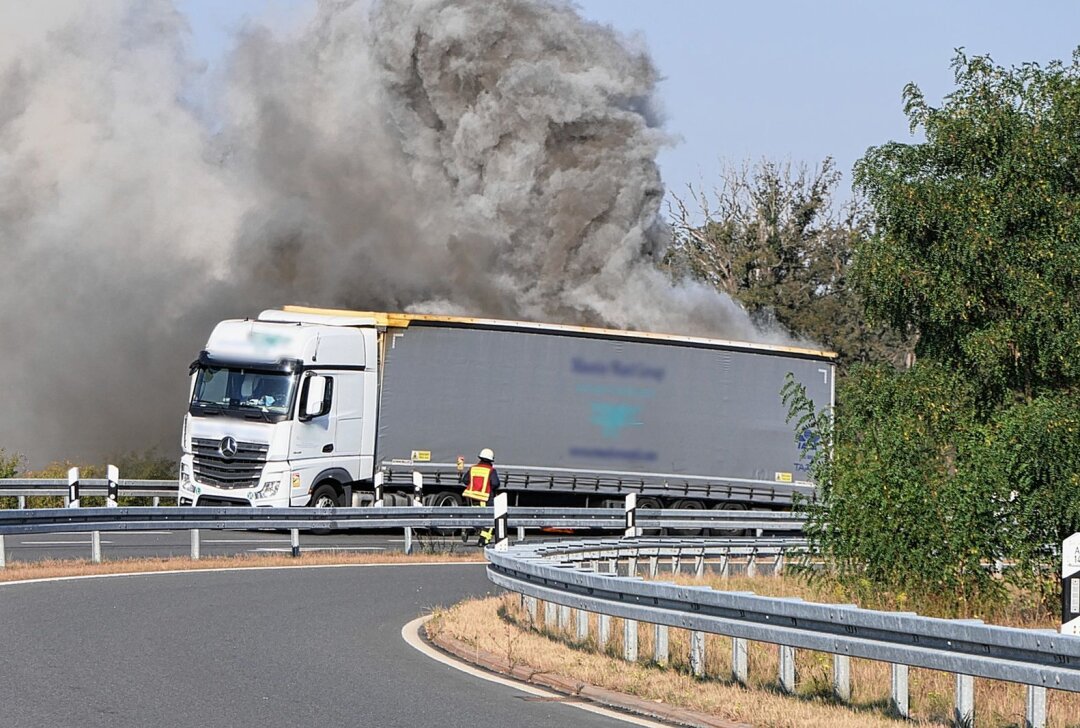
[[192, 437, 268, 489]]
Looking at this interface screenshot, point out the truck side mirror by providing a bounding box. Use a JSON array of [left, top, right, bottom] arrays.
[[300, 375, 331, 421]]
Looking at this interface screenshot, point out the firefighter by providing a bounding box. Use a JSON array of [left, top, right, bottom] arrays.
[[460, 448, 500, 546]]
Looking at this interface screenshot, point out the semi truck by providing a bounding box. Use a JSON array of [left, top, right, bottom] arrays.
[[178, 306, 835, 511]]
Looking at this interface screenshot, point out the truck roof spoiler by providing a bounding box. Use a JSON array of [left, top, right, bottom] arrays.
[[258, 309, 379, 327]]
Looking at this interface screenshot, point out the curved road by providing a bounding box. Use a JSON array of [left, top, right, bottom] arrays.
[[0, 564, 633, 728]]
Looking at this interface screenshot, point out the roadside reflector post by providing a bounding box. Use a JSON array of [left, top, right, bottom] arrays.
[[190, 529, 200, 561], [91, 531, 102, 563], [67, 467, 79, 508], [0, 534, 6, 568], [1061, 533, 1080, 634], [411, 471, 423, 506], [106, 464, 119, 507], [623, 492, 638, 539], [493, 492, 508, 552], [290, 528, 300, 558], [373, 471, 384, 508]]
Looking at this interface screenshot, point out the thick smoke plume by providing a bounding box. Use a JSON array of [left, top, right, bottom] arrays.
[[0, 0, 777, 467]]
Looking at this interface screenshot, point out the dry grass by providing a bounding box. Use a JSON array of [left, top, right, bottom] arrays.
[[431, 574, 1080, 728], [0, 550, 484, 583]]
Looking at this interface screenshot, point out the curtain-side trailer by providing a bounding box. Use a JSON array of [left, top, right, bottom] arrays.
[[179, 306, 835, 511]]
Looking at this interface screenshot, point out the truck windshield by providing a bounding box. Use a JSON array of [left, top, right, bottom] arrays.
[[190, 366, 296, 422]]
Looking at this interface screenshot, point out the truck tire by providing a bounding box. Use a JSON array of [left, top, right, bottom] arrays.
[[310, 483, 342, 508], [708, 502, 749, 538], [307, 482, 342, 535], [668, 498, 705, 536], [426, 490, 464, 536], [637, 496, 663, 536]]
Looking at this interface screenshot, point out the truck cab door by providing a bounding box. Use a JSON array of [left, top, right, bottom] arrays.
[[291, 373, 337, 461]]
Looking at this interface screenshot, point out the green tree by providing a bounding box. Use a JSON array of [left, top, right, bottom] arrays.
[[802, 49, 1080, 613], [854, 49, 1080, 403], [666, 158, 911, 372], [0, 448, 20, 478]]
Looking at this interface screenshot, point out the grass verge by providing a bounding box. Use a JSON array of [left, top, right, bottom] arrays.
[[428, 583, 1080, 728]]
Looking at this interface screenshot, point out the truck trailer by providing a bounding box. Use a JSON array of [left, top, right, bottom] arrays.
[[178, 306, 835, 510]]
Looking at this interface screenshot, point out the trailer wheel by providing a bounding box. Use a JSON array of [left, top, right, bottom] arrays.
[[668, 499, 706, 536], [708, 502, 749, 538]]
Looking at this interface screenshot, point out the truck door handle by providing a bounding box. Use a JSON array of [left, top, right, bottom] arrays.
[[322, 444, 334, 453]]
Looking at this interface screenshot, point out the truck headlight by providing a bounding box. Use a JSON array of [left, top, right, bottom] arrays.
[[254, 481, 280, 499], [179, 467, 196, 493]]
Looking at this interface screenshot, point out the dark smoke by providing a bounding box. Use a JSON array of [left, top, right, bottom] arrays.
[[0, 0, 781, 467]]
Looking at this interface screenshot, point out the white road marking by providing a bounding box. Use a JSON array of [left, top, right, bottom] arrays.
[[401, 616, 667, 727]]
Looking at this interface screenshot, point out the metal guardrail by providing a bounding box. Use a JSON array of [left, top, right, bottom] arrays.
[[0, 479, 176, 502], [0, 506, 804, 535], [486, 539, 1077, 727]]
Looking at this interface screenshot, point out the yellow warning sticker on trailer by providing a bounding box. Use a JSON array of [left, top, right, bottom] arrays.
[[411, 450, 431, 462], [775, 472, 793, 483]]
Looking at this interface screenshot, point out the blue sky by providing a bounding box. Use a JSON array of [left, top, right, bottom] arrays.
[[177, 0, 1080, 201]]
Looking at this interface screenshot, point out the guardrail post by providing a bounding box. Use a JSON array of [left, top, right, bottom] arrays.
[[576, 609, 589, 642], [623, 493, 638, 538], [773, 551, 784, 576], [890, 663, 909, 718], [690, 631, 706, 677], [1026, 685, 1046, 728], [719, 554, 729, 578], [623, 619, 638, 662], [67, 466, 79, 508], [190, 529, 200, 560], [694, 554, 705, 578], [653, 624, 668, 665], [558, 604, 570, 630], [91, 531, 102, 563], [545, 601, 557, 630], [598, 614, 611, 651], [833, 654, 851, 702], [516, 525, 525, 542], [778, 645, 796, 693], [290, 528, 300, 558], [648, 555, 658, 577], [955, 673, 974, 726], [17, 495, 25, 509], [671, 552, 681, 574], [106, 464, 119, 507], [628, 554, 638, 575], [732, 637, 748, 685], [746, 552, 757, 578], [373, 471, 384, 507], [524, 596, 537, 624], [493, 492, 508, 552]]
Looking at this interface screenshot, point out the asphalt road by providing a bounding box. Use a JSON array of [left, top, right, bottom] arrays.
[[0, 564, 634, 728], [2, 529, 482, 563]]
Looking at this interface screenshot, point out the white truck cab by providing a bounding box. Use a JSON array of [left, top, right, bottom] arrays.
[[178, 310, 378, 507]]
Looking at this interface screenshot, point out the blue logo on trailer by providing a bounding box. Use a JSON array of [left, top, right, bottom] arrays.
[[590, 402, 642, 439]]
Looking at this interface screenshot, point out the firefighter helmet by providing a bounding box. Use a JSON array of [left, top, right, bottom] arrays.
[[478, 447, 495, 462]]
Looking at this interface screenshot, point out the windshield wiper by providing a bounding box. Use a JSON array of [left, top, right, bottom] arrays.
[[243, 409, 273, 422]]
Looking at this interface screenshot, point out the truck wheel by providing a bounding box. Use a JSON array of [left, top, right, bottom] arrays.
[[310, 483, 341, 508], [708, 502, 749, 538], [668, 499, 706, 536]]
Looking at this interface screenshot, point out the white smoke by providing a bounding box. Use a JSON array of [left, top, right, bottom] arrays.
[[0, 0, 781, 467]]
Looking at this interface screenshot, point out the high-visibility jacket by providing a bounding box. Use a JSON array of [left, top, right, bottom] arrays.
[[462, 462, 498, 503]]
